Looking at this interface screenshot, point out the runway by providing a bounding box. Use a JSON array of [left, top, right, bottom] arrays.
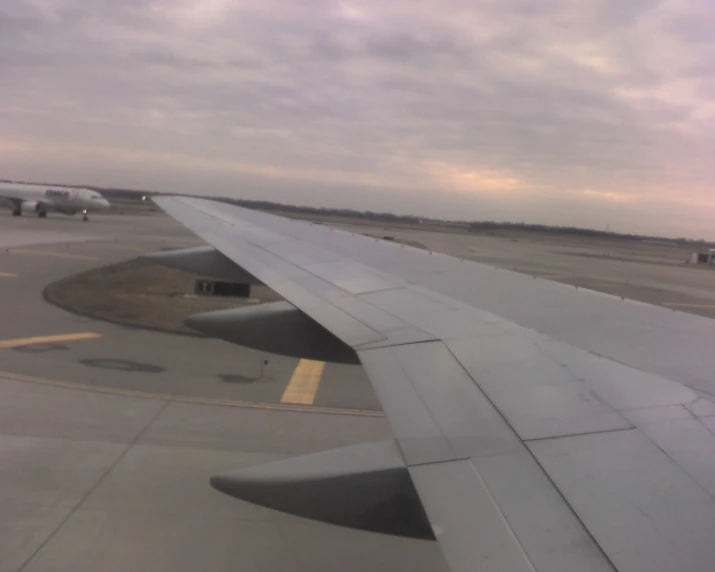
[[0, 211, 447, 572]]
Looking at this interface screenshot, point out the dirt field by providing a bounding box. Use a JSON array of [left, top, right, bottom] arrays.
[[44, 258, 282, 335]]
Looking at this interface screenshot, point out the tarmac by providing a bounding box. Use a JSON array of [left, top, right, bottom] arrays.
[[4, 208, 715, 572], [0, 211, 447, 572]]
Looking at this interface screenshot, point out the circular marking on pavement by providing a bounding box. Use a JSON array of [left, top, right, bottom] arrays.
[[79, 358, 166, 373]]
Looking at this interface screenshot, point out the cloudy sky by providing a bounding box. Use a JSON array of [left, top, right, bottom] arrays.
[[1, 1, 714, 238]]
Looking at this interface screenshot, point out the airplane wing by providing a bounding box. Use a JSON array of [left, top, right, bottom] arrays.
[[153, 195, 715, 572]]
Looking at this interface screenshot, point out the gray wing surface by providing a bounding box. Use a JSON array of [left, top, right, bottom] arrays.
[[155, 195, 715, 572]]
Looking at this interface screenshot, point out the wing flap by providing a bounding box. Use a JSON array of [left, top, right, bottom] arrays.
[[470, 449, 616, 572], [410, 458, 616, 572], [529, 429, 715, 572], [409, 460, 536, 572], [359, 342, 521, 462], [624, 405, 715, 499], [357, 345, 455, 465]]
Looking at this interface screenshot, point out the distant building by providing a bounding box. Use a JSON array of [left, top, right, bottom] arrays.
[[691, 250, 715, 265]]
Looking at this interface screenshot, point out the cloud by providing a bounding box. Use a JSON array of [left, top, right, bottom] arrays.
[[422, 161, 526, 193], [580, 189, 635, 203], [0, 0, 714, 237]]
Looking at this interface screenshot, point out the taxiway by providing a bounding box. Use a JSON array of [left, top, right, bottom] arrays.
[[0, 211, 446, 572]]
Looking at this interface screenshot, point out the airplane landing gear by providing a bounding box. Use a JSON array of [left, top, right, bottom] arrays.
[[37, 210, 47, 218], [12, 208, 21, 216]]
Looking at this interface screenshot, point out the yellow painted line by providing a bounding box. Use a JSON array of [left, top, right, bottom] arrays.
[[0, 332, 102, 349], [664, 303, 715, 309], [281, 359, 326, 405], [0, 272, 18, 278], [9, 249, 97, 260], [0, 370, 383, 417]]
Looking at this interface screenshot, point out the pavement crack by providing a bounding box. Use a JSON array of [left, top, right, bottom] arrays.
[[16, 398, 172, 572]]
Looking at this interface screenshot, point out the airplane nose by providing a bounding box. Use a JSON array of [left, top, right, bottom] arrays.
[[101, 199, 111, 210]]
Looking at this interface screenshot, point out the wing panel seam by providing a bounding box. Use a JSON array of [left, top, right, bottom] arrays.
[[442, 342, 619, 570], [523, 427, 636, 443], [354, 337, 440, 350]]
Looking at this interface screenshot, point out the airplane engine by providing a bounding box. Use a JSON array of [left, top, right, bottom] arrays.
[[20, 201, 39, 213], [21, 201, 48, 217]]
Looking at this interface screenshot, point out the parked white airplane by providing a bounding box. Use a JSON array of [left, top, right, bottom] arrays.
[[0, 182, 111, 221]]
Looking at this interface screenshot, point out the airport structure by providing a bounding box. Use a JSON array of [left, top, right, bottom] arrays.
[[691, 249, 715, 264]]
